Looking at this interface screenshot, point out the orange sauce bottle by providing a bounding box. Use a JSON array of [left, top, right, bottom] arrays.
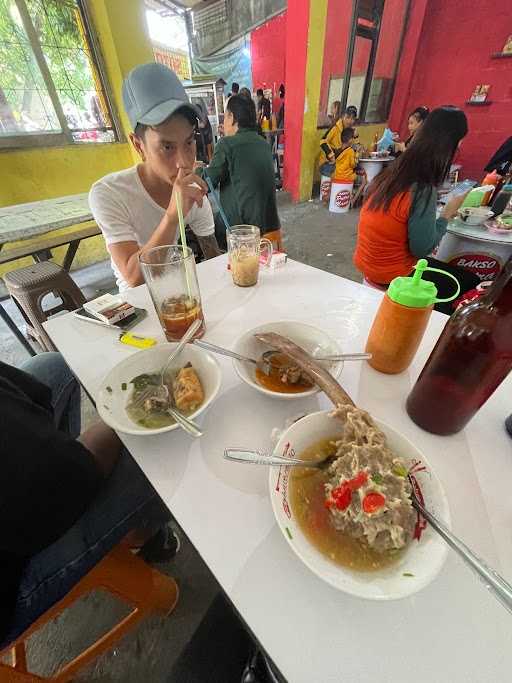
[[365, 260, 460, 374]]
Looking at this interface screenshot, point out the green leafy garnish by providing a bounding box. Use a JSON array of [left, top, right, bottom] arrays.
[[285, 527, 293, 540], [121, 382, 127, 391], [403, 572, 414, 577], [130, 373, 159, 392], [106, 386, 112, 393], [393, 464, 408, 478], [371, 473, 383, 485]]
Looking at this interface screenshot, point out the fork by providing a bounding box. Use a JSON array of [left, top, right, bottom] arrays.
[[132, 318, 202, 409], [409, 476, 512, 614]]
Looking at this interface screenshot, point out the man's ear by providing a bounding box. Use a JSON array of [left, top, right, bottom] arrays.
[[129, 132, 145, 160]]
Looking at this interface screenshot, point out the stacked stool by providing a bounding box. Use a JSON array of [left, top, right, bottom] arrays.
[[3, 262, 86, 352]]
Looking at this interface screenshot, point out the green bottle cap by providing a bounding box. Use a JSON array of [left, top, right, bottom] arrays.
[[387, 259, 461, 308]]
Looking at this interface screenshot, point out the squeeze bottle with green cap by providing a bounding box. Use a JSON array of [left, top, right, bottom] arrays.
[[365, 259, 460, 374]]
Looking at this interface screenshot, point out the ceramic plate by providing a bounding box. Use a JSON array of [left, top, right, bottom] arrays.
[[269, 410, 450, 600]]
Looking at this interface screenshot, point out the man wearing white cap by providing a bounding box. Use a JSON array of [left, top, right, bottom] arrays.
[[90, 63, 221, 292]]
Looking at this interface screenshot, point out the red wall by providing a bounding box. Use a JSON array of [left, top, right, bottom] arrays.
[[250, 12, 287, 111], [389, 0, 512, 181]]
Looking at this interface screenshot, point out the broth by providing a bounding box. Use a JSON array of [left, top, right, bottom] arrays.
[[289, 438, 403, 571], [255, 352, 314, 394], [125, 373, 175, 429]]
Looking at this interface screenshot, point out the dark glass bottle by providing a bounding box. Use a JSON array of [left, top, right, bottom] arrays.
[[406, 256, 512, 435]]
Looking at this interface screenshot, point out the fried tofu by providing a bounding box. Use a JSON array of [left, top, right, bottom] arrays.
[[173, 363, 204, 413]]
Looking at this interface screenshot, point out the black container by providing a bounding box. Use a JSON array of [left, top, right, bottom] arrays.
[[491, 184, 512, 216]]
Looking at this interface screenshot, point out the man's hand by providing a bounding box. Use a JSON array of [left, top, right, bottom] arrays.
[[327, 152, 335, 163], [167, 167, 208, 219]]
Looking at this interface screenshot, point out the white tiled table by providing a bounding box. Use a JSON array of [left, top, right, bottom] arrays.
[[44, 256, 512, 683], [0, 193, 92, 245]]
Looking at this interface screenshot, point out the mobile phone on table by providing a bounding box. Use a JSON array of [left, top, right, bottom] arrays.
[[73, 306, 147, 331]]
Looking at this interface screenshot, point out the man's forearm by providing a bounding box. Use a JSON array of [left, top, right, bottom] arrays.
[[198, 234, 223, 259], [141, 212, 179, 255], [125, 213, 179, 286]]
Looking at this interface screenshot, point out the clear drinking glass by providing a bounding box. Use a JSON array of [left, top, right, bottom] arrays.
[[227, 225, 273, 287], [139, 245, 205, 341]]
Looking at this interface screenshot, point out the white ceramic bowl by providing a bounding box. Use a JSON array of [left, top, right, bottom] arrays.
[[458, 207, 494, 226], [232, 321, 343, 400], [269, 410, 450, 600], [97, 343, 221, 436]]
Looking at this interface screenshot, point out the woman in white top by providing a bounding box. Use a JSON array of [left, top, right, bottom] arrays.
[[89, 63, 221, 292]]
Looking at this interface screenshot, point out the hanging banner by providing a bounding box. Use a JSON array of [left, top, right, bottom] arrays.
[[191, 37, 252, 93]]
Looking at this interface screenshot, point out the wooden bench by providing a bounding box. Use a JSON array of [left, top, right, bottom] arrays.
[[0, 223, 101, 271]]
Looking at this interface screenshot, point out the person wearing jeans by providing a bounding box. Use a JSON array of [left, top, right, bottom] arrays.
[[0, 352, 172, 648]]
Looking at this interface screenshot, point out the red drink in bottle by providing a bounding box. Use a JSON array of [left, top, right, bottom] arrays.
[[406, 257, 512, 435]]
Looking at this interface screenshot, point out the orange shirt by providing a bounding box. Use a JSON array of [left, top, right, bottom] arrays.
[[353, 190, 415, 285], [334, 147, 356, 182]]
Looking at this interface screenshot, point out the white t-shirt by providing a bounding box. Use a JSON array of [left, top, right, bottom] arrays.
[[89, 166, 215, 292]]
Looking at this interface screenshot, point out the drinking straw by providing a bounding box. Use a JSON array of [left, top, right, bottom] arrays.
[[204, 172, 231, 232], [175, 190, 193, 300]]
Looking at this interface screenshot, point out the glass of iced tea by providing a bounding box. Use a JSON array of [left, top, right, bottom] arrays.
[[139, 245, 205, 342], [227, 225, 273, 287]]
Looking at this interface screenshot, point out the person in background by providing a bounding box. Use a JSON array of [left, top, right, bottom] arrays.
[[256, 88, 271, 123], [353, 106, 479, 310], [333, 127, 357, 182], [328, 100, 342, 125], [202, 94, 280, 250], [394, 105, 430, 154], [318, 105, 358, 177], [239, 87, 253, 100], [276, 83, 285, 130], [230, 82, 240, 97], [195, 99, 213, 163], [89, 63, 221, 292], [0, 353, 175, 648]]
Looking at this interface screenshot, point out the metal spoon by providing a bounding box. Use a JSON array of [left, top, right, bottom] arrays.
[[224, 448, 336, 471], [166, 405, 203, 438], [194, 339, 370, 366], [408, 476, 512, 615]]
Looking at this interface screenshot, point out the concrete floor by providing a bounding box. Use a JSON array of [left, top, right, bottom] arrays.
[[1, 193, 361, 681]]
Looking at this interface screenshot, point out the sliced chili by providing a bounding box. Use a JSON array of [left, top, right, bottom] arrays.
[[362, 492, 386, 514], [347, 471, 368, 491], [330, 484, 352, 510]]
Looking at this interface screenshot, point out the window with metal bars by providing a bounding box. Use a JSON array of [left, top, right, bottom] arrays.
[[0, 0, 121, 149]]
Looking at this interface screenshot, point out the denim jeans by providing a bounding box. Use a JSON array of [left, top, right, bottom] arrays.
[[2, 353, 170, 646], [319, 162, 335, 177]]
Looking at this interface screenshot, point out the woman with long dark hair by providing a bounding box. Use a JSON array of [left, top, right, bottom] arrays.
[[354, 106, 478, 307], [394, 105, 430, 154]]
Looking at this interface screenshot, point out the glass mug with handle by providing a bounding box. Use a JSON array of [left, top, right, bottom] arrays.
[[227, 225, 273, 287], [139, 245, 205, 342]]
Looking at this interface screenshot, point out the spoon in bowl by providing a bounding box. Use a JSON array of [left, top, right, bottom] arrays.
[[224, 448, 337, 470], [408, 476, 512, 614], [193, 339, 370, 369]]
